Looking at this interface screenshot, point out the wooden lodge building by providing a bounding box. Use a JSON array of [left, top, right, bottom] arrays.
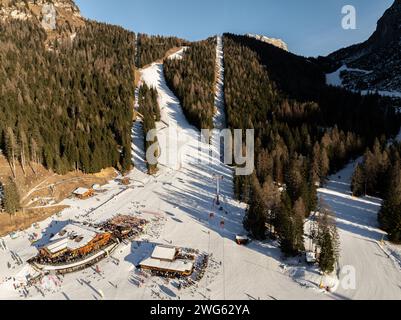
[[139, 245, 194, 276], [39, 223, 112, 260]]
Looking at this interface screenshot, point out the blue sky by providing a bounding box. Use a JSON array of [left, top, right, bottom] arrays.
[[75, 0, 394, 57]]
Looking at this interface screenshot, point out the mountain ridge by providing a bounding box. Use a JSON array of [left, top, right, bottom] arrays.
[[245, 33, 289, 51], [326, 0, 401, 93]]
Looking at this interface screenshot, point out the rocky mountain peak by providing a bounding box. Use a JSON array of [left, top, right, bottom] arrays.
[[0, 0, 84, 31], [326, 0, 401, 95], [368, 0, 401, 49], [245, 33, 289, 52], [0, 0, 85, 50]]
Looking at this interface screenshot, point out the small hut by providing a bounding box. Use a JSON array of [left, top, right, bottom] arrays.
[[236, 235, 249, 245], [73, 187, 94, 199], [121, 177, 130, 186]]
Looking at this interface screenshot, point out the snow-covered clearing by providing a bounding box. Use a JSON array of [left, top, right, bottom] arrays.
[[326, 65, 372, 87], [318, 161, 401, 299], [167, 47, 188, 61], [131, 84, 147, 173], [326, 64, 401, 98], [359, 90, 401, 99]]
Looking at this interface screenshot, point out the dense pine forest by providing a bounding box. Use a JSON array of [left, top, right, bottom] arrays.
[[351, 141, 401, 243], [137, 83, 160, 174], [137, 34, 187, 68], [0, 20, 135, 176], [223, 33, 401, 257], [164, 38, 216, 130]]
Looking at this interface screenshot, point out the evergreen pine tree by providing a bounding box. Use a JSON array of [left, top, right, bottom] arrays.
[[275, 192, 305, 256], [3, 178, 20, 215], [319, 230, 336, 273], [378, 162, 401, 243], [351, 164, 366, 197], [317, 208, 339, 273], [244, 176, 267, 239]]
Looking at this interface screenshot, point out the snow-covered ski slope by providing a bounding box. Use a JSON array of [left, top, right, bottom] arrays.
[[1, 48, 400, 300], [212, 35, 227, 161], [131, 83, 147, 173], [318, 161, 401, 300], [0, 50, 328, 301], [214, 35, 226, 131], [137, 56, 330, 300]]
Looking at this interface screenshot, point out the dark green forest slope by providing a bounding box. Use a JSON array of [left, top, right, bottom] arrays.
[[223, 33, 401, 255], [137, 33, 187, 68], [0, 20, 135, 175], [164, 38, 216, 130], [351, 140, 401, 243]]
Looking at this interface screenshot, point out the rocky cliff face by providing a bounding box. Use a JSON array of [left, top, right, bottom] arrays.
[[0, 0, 84, 31], [327, 0, 401, 93], [246, 33, 289, 52], [0, 0, 85, 49]]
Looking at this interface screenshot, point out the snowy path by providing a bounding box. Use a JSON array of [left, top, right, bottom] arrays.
[[318, 161, 401, 300], [211, 35, 227, 162], [214, 35, 226, 131], [167, 47, 188, 61], [131, 121, 147, 174], [131, 82, 148, 173]]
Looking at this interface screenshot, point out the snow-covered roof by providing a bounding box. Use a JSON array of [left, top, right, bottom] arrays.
[[151, 246, 177, 261], [73, 187, 90, 195], [306, 252, 317, 263], [46, 238, 69, 254], [139, 257, 193, 274], [236, 235, 249, 241], [43, 223, 102, 253]]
